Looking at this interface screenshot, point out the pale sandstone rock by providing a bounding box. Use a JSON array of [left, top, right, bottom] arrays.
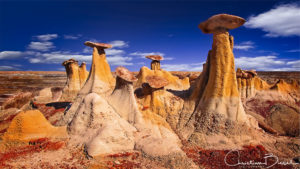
[[107, 68, 183, 157], [68, 93, 136, 156], [108, 66, 141, 124], [34, 88, 53, 103], [57, 42, 115, 126]]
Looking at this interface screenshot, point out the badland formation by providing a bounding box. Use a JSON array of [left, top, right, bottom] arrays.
[[0, 14, 299, 168]]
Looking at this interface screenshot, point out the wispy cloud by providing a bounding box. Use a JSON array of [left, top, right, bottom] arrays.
[[107, 56, 133, 66], [106, 49, 125, 56], [130, 51, 165, 59], [161, 62, 205, 71], [0, 66, 19, 71], [28, 41, 55, 51], [28, 51, 91, 63], [234, 41, 255, 50], [235, 55, 300, 71], [286, 49, 300, 53], [35, 34, 58, 41], [63, 34, 81, 40], [0, 51, 23, 59], [244, 3, 300, 37], [108, 40, 129, 48], [287, 60, 300, 69]]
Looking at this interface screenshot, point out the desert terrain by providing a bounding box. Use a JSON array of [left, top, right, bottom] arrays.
[[0, 14, 299, 169]]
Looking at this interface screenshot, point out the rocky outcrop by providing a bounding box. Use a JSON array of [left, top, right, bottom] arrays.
[[271, 79, 300, 94], [136, 75, 184, 130], [236, 68, 270, 98], [266, 104, 299, 137], [60, 59, 89, 101], [67, 93, 136, 157], [1, 110, 67, 142], [178, 14, 256, 140], [137, 66, 190, 91]]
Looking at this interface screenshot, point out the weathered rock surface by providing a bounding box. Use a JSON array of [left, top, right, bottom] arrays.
[[236, 68, 270, 98], [1, 110, 67, 142], [57, 42, 115, 126], [178, 14, 256, 141], [266, 104, 299, 137], [136, 66, 190, 91]]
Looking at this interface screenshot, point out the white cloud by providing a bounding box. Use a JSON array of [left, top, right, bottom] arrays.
[[109, 40, 129, 48], [63, 34, 81, 40], [235, 55, 300, 71], [130, 52, 165, 59], [164, 57, 174, 61], [235, 56, 285, 70], [35, 34, 58, 41], [286, 49, 300, 53], [244, 3, 300, 37], [287, 60, 300, 69], [0, 51, 23, 59], [161, 63, 204, 71], [234, 41, 255, 50], [83, 47, 92, 53], [106, 48, 125, 56], [28, 51, 91, 63], [107, 56, 133, 66], [28, 41, 55, 51], [28, 50, 133, 66], [0, 66, 19, 71]]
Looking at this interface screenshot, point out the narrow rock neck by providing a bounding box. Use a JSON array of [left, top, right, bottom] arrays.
[[201, 30, 239, 99], [151, 60, 161, 70]]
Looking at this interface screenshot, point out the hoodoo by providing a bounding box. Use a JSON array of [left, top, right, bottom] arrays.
[[180, 14, 256, 140], [108, 66, 142, 124], [78, 62, 89, 88], [57, 41, 116, 125], [146, 55, 164, 70], [138, 75, 183, 130], [60, 59, 81, 101]]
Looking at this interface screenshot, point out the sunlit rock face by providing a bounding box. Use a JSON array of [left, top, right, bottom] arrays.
[[178, 14, 257, 140], [2, 110, 67, 142], [57, 42, 116, 126], [136, 66, 190, 91], [236, 68, 270, 98]]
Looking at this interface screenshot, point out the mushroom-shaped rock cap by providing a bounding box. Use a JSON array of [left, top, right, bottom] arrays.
[[199, 14, 246, 34], [146, 75, 169, 89], [115, 66, 137, 82], [145, 55, 164, 61], [84, 41, 112, 49], [62, 58, 78, 66], [245, 69, 257, 76]]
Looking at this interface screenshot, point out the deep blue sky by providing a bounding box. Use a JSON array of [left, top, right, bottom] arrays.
[[0, 0, 299, 72]]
